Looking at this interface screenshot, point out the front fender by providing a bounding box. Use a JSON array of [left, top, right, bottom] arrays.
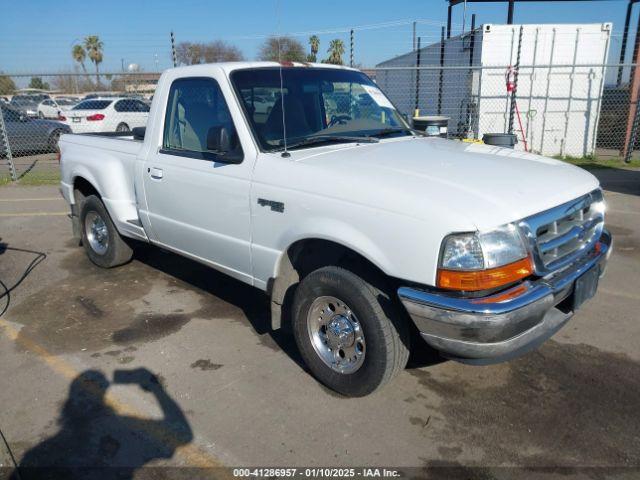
[[273, 217, 394, 279]]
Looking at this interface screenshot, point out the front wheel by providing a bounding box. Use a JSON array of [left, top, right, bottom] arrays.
[[292, 266, 409, 397], [80, 195, 133, 268]]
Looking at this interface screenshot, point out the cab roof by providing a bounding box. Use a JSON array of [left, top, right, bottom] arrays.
[[167, 61, 359, 77]]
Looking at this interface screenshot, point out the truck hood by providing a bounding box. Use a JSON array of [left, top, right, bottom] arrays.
[[290, 137, 600, 231]]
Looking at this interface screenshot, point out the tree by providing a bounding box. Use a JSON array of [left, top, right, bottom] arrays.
[[325, 39, 345, 65], [176, 40, 244, 65], [307, 35, 320, 62], [28, 77, 50, 91], [0, 75, 16, 95], [258, 36, 306, 62], [84, 35, 104, 85], [72, 44, 88, 74]]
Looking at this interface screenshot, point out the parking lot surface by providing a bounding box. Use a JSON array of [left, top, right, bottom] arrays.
[[0, 168, 639, 478]]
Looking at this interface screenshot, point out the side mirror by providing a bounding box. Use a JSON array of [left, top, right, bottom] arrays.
[[207, 126, 232, 154], [132, 126, 145, 141], [206, 125, 242, 163]]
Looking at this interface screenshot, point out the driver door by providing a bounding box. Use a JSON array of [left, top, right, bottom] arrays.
[[141, 76, 253, 283]]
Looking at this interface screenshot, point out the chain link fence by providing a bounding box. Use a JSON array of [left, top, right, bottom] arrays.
[[373, 63, 640, 160], [1, 62, 639, 185], [1, 72, 157, 184]]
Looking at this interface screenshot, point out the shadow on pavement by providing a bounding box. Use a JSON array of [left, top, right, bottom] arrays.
[[133, 245, 305, 369], [589, 167, 640, 196], [11, 368, 193, 480]]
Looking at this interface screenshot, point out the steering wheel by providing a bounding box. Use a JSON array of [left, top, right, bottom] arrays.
[[328, 114, 351, 127]]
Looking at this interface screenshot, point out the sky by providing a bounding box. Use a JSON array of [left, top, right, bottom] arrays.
[[0, 0, 630, 74]]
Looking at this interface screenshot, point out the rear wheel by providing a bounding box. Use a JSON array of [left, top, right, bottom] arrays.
[[80, 195, 133, 268], [292, 266, 409, 397], [116, 123, 130, 132]]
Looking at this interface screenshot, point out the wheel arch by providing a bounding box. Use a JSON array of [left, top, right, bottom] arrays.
[[73, 175, 102, 202], [269, 237, 394, 331]]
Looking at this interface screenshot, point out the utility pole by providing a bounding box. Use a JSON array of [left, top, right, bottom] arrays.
[[623, 17, 640, 160], [350, 29, 354, 67], [170, 31, 177, 67], [415, 37, 421, 117], [618, 0, 635, 86], [412, 21, 417, 51], [438, 26, 445, 115]]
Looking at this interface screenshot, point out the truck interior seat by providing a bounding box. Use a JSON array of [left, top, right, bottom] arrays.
[[263, 94, 312, 142]]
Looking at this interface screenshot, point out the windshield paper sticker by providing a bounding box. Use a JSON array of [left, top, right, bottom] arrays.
[[362, 85, 394, 109]]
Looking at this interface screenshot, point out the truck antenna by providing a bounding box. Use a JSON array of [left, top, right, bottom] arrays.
[[275, 0, 290, 158]]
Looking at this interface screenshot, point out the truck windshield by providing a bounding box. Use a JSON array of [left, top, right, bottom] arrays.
[[231, 67, 411, 152]]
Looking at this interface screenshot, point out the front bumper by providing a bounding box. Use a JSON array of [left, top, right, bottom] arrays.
[[398, 229, 612, 364]]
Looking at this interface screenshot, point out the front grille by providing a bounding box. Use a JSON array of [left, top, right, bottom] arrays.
[[519, 190, 604, 275]]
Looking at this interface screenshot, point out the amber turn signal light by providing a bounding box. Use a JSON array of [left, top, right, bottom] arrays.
[[437, 257, 533, 291]]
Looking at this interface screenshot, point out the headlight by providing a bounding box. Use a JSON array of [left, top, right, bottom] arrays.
[[438, 224, 532, 291], [440, 224, 527, 271]]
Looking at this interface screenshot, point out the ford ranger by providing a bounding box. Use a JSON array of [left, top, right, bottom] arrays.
[[59, 62, 612, 397]]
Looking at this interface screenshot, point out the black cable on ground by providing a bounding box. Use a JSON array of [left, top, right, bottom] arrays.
[[0, 245, 47, 318], [0, 244, 45, 478], [0, 424, 21, 480]]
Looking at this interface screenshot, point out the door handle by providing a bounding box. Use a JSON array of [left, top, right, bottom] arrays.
[[148, 167, 163, 180]]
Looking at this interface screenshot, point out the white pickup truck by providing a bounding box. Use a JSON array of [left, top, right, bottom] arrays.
[[60, 62, 612, 397]]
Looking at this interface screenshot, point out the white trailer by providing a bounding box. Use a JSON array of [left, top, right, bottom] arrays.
[[375, 23, 611, 157]]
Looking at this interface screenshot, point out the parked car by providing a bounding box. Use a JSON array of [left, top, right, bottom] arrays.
[[61, 97, 150, 133], [10, 95, 44, 118], [59, 62, 612, 397], [0, 103, 71, 156], [37, 97, 78, 119]]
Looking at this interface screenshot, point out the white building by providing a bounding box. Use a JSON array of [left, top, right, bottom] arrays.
[[376, 23, 612, 157]]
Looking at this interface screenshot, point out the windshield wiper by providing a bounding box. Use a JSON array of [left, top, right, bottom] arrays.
[[282, 135, 379, 150], [368, 128, 413, 139]]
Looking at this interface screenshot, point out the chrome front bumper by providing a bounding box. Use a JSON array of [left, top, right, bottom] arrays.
[[398, 229, 612, 364]]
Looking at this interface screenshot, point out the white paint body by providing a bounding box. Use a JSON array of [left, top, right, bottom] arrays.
[[59, 62, 600, 291]]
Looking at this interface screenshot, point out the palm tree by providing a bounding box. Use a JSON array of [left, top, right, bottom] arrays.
[[72, 44, 88, 74], [84, 35, 104, 86], [308, 35, 320, 62], [327, 39, 345, 65]]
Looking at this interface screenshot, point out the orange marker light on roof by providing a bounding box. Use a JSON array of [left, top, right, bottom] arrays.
[[437, 257, 533, 292]]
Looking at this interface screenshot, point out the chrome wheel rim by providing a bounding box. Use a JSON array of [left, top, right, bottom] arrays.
[[85, 211, 109, 255], [306, 296, 365, 374]]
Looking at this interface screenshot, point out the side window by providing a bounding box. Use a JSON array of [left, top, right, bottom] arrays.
[[163, 77, 241, 161], [114, 100, 134, 112], [135, 100, 150, 112]]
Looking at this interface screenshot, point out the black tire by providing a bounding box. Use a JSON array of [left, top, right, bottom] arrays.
[[116, 123, 130, 132], [80, 195, 133, 268], [38, 111, 44, 119], [292, 266, 410, 397]]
